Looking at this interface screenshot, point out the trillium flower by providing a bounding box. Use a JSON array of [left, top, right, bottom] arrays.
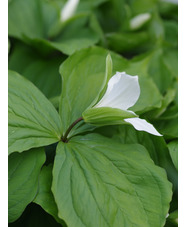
[[60, 0, 80, 22], [83, 71, 162, 136]]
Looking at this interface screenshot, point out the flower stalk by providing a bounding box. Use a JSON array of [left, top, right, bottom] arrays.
[[62, 117, 83, 142]]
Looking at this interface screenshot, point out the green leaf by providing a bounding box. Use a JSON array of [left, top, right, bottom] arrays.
[[9, 41, 39, 73], [48, 14, 100, 55], [95, 124, 178, 191], [145, 88, 176, 119], [128, 0, 157, 15], [76, 0, 109, 12], [52, 133, 172, 227], [106, 32, 149, 53], [113, 51, 163, 113], [147, 49, 175, 94], [152, 105, 178, 139], [130, 76, 163, 113], [21, 59, 62, 99], [59, 47, 109, 133], [8, 148, 46, 222], [34, 164, 66, 226], [83, 107, 137, 126], [168, 140, 178, 171], [8, 42, 65, 98], [8, 70, 62, 154], [89, 13, 106, 46], [8, 0, 44, 39], [8, 0, 99, 55], [163, 20, 178, 47], [162, 48, 178, 79], [47, 13, 100, 54]]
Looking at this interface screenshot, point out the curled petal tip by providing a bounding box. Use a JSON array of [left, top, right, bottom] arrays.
[[124, 118, 162, 136]]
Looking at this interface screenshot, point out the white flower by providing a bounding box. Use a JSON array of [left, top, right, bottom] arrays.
[[130, 13, 151, 30], [60, 0, 79, 22], [94, 72, 162, 136]]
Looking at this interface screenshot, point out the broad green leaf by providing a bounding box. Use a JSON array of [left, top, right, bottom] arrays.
[[22, 58, 62, 99], [59, 47, 114, 133], [34, 164, 66, 226], [47, 13, 100, 53], [126, 48, 174, 95], [113, 50, 163, 113], [152, 105, 178, 139], [76, 0, 109, 12], [164, 21, 178, 47], [148, 12, 165, 42], [31, 19, 99, 56], [8, 0, 99, 55], [147, 49, 175, 94], [168, 140, 178, 171], [40, 0, 62, 36], [89, 13, 106, 46], [145, 88, 176, 119], [128, 0, 157, 15], [106, 32, 149, 53], [52, 134, 172, 227], [8, 42, 65, 98], [49, 28, 99, 55], [8, 71, 62, 154], [83, 107, 136, 126], [95, 124, 178, 190], [130, 76, 162, 113], [124, 47, 177, 98], [95, 0, 144, 33], [159, 1, 178, 21], [8, 148, 46, 222], [9, 41, 39, 73], [8, 0, 44, 39], [155, 118, 178, 139], [162, 48, 178, 79]]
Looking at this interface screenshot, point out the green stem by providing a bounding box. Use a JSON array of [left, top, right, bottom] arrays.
[[62, 117, 83, 142]]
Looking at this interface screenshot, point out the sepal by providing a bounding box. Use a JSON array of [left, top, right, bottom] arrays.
[[83, 107, 137, 126]]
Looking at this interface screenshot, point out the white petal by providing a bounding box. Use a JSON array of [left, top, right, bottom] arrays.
[[60, 0, 79, 22], [94, 72, 140, 111], [124, 118, 162, 136], [130, 13, 151, 30]]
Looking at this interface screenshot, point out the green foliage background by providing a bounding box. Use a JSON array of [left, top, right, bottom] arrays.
[[8, 0, 178, 226]]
